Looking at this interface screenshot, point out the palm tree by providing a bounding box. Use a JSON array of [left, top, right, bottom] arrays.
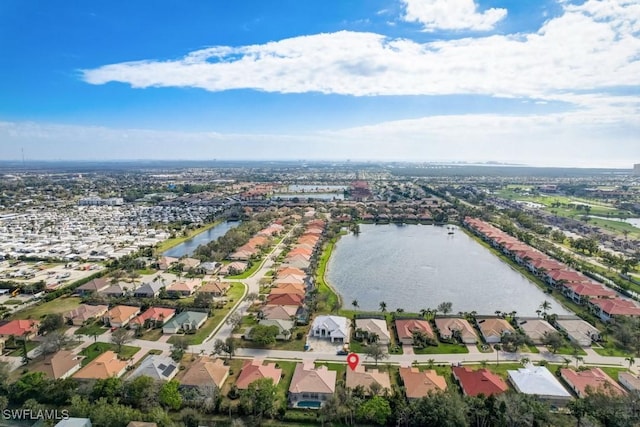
[[351, 299, 359, 310], [520, 357, 530, 366], [539, 300, 552, 317], [420, 308, 429, 319], [494, 344, 502, 365], [626, 355, 636, 369], [379, 301, 387, 313]]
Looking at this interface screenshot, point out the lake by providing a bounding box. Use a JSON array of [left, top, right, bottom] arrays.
[[326, 224, 572, 316], [163, 221, 240, 258], [588, 215, 640, 228]]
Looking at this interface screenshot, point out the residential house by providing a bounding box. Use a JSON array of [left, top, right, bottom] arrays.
[[64, 304, 108, 326], [180, 356, 229, 389], [435, 318, 478, 344], [162, 311, 208, 334], [130, 307, 176, 329], [310, 315, 350, 343], [519, 319, 558, 345], [157, 256, 179, 270], [395, 319, 434, 346], [34, 350, 83, 379], [99, 282, 128, 298], [103, 305, 140, 328], [399, 367, 447, 399], [282, 256, 310, 270], [545, 269, 590, 288], [270, 283, 306, 296], [55, 419, 92, 427], [128, 355, 179, 381], [181, 257, 201, 270], [619, 372, 640, 392], [277, 267, 306, 278], [219, 261, 248, 275], [198, 281, 230, 297], [197, 262, 220, 275], [266, 293, 304, 307], [507, 365, 572, 406], [355, 318, 391, 346], [252, 319, 294, 340], [555, 319, 600, 347], [133, 281, 164, 298], [345, 365, 391, 395], [0, 319, 40, 340], [560, 368, 626, 398], [478, 318, 515, 344], [273, 275, 306, 286], [260, 304, 299, 321], [235, 359, 282, 390], [452, 366, 509, 396], [166, 279, 201, 297], [73, 351, 129, 379], [288, 362, 337, 408], [561, 282, 617, 304], [229, 247, 257, 261], [588, 298, 640, 322], [75, 277, 110, 296]]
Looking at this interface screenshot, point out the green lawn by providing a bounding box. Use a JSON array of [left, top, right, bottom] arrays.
[[4, 299, 22, 305], [226, 260, 263, 279], [136, 328, 164, 341], [413, 342, 469, 355], [135, 268, 156, 275], [592, 344, 632, 357], [168, 282, 246, 345], [6, 341, 39, 357], [239, 325, 309, 351], [79, 342, 140, 366], [552, 345, 587, 356], [272, 360, 297, 400], [315, 238, 340, 313], [13, 296, 82, 320], [464, 362, 523, 380], [74, 322, 108, 337], [315, 362, 347, 382]]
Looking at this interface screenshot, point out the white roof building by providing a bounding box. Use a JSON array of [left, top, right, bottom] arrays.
[[311, 315, 351, 343], [508, 365, 572, 405]]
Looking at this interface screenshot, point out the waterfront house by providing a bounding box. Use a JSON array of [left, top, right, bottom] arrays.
[[103, 305, 140, 328], [235, 359, 282, 390], [128, 355, 179, 382], [478, 318, 515, 344], [157, 256, 179, 270], [588, 298, 640, 322], [270, 283, 306, 296], [555, 319, 600, 347], [34, 350, 83, 380], [619, 372, 640, 392], [345, 365, 391, 395], [355, 318, 391, 345], [518, 319, 558, 345], [288, 362, 337, 408], [435, 318, 478, 344], [179, 356, 229, 389], [277, 267, 306, 278], [219, 261, 248, 275], [399, 367, 447, 399], [162, 311, 208, 334], [561, 282, 616, 304], [452, 366, 508, 397], [560, 368, 625, 398], [395, 319, 435, 346], [64, 304, 108, 326], [266, 293, 304, 307], [310, 315, 350, 343], [73, 350, 129, 379], [507, 365, 572, 406], [545, 269, 590, 288]]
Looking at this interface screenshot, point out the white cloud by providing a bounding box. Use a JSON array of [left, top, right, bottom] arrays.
[[82, 0, 640, 106], [401, 0, 507, 31]]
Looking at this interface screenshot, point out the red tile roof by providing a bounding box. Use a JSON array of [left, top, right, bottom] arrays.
[[590, 298, 640, 316], [395, 319, 434, 340], [0, 319, 40, 336], [452, 366, 509, 397]]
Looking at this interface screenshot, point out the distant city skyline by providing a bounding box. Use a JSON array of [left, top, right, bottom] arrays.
[[1, 0, 639, 168]]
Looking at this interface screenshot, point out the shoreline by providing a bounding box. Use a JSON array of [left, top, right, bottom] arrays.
[[316, 232, 345, 310]]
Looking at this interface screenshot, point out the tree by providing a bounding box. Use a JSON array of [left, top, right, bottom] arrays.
[[38, 330, 72, 356], [356, 395, 392, 426], [352, 299, 359, 310], [568, 398, 588, 427], [91, 376, 123, 402], [249, 324, 279, 345], [539, 300, 552, 317], [213, 337, 236, 361], [226, 312, 243, 331], [626, 355, 636, 369], [159, 380, 182, 411], [110, 328, 133, 354], [401, 390, 467, 427], [542, 331, 564, 354], [239, 377, 278, 421], [437, 302, 453, 316], [122, 375, 157, 410], [365, 343, 389, 367], [170, 335, 189, 361], [379, 301, 387, 313], [193, 292, 213, 309], [40, 313, 64, 334]]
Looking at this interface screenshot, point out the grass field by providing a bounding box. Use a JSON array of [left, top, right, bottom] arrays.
[[413, 341, 469, 355], [137, 328, 164, 341], [74, 322, 108, 337], [315, 237, 341, 313], [12, 296, 82, 320], [79, 342, 140, 366], [6, 341, 39, 357]]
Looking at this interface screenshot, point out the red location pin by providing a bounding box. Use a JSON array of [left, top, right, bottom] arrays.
[[347, 353, 359, 371]]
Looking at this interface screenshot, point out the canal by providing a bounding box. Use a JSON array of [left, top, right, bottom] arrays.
[[162, 221, 240, 258]]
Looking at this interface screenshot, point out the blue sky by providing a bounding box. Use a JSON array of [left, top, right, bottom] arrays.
[[0, 0, 638, 167]]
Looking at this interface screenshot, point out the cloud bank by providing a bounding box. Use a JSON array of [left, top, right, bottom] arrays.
[[401, 0, 507, 31]]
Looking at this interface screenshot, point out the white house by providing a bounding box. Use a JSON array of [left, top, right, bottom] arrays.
[[310, 315, 350, 343]]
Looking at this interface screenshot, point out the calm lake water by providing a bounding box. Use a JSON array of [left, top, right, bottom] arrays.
[[327, 224, 571, 316], [588, 215, 640, 228], [163, 221, 240, 258]]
